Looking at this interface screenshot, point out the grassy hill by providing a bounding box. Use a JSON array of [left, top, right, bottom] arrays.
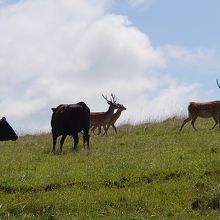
[[0, 118, 219, 219]]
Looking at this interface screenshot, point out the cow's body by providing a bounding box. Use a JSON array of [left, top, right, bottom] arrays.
[[0, 117, 18, 141], [51, 102, 90, 152]]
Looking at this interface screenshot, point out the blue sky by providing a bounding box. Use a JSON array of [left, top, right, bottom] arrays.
[[112, 0, 220, 93], [112, 1, 220, 48], [0, 0, 220, 132]]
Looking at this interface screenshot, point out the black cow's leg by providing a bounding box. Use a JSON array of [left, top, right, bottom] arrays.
[[72, 133, 79, 151], [60, 134, 67, 152], [83, 133, 86, 149], [83, 132, 90, 150], [86, 134, 90, 149], [52, 132, 57, 153]]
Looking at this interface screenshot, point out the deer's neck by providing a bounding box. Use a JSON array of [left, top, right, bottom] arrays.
[[114, 109, 122, 119], [106, 105, 115, 115]]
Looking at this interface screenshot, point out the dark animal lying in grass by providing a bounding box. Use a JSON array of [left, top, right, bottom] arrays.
[[51, 102, 90, 152], [0, 117, 18, 141]]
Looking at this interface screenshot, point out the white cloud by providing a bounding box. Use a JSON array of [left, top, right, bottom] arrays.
[[118, 77, 200, 124], [159, 45, 215, 66], [0, 0, 209, 133], [1, 97, 47, 118]]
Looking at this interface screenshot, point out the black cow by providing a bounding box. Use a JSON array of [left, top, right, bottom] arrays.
[[0, 117, 18, 141], [51, 102, 90, 152]]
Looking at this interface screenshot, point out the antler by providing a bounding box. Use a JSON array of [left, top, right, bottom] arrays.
[[110, 93, 118, 103], [102, 94, 109, 102], [102, 93, 118, 104], [216, 79, 220, 88]]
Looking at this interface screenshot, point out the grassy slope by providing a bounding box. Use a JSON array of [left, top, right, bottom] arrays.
[[0, 118, 219, 219]]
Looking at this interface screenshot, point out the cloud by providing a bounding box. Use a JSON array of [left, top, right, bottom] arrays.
[[0, 0, 209, 133], [118, 77, 200, 124], [1, 97, 47, 118], [158, 45, 215, 67]]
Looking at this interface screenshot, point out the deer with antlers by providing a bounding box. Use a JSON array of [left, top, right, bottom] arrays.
[[94, 103, 126, 135], [90, 94, 119, 135], [179, 79, 220, 131]]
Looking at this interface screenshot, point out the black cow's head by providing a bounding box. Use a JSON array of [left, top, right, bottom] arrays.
[[0, 117, 18, 141]]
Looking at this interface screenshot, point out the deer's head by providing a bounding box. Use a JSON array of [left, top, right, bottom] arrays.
[[102, 93, 119, 109]]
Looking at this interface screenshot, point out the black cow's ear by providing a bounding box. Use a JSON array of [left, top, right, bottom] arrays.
[[2, 117, 6, 121], [51, 108, 56, 112]]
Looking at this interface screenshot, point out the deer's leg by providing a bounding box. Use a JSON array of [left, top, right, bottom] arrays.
[[217, 115, 220, 129], [92, 125, 102, 135], [112, 124, 117, 134], [96, 126, 102, 135], [90, 125, 95, 133], [98, 126, 102, 135], [104, 123, 111, 135], [211, 117, 218, 130], [191, 117, 198, 131], [179, 117, 191, 131], [91, 125, 99, 135], [102, 125, 108, 136]]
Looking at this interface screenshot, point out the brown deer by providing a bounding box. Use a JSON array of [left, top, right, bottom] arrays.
[[179, 79, 220, 131], [90, 94, 119, 135], [94, 103, 126, 135]]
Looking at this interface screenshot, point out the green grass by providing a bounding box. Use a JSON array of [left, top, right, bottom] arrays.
[[0, 118, 219, 219]]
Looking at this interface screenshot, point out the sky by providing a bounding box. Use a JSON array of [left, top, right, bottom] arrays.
[[0, 0, 220, 133]]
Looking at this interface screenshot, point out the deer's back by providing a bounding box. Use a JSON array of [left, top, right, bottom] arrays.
[[189, 101, 220, 118]]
